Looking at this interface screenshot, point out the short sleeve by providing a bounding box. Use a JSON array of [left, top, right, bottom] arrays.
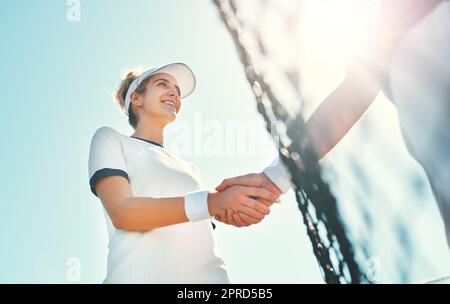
[[88, 127, 129, 197]]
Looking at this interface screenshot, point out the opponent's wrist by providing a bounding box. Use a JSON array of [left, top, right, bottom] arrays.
[[263, 157, 292, 194]]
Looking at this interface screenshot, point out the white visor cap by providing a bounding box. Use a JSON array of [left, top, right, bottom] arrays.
[[124, 62, 196, 116]]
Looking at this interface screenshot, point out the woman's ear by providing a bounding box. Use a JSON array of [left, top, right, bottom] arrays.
[[130, 91, 141, 107]]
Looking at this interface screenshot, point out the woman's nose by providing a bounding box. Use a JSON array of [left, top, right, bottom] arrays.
[[168, 89, 179, 98]]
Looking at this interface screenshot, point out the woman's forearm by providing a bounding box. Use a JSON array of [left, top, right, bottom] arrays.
[[113, 196, 189, 231], [110, 188, 271, 232], [109, 191, 249, 231]]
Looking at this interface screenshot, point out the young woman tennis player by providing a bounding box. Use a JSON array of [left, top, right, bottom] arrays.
[[88, 63, 280, 283]]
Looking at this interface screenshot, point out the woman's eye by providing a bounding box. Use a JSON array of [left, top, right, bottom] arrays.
[[159, 82, 167, 87]]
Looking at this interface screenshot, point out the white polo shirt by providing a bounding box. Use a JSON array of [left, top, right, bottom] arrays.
[[88, 126, 231, 283]]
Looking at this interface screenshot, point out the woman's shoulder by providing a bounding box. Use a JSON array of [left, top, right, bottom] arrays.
[[93, 126, 120, 136], [91, 126, 127, 144]]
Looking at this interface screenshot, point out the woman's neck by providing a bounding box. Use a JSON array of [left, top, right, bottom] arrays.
[[132, 120, 165, 146]]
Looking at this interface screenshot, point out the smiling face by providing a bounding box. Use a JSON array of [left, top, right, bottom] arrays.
[[130, 73, 182, 127]]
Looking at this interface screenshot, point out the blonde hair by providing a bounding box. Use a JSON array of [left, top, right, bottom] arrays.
[[112, 69, 151, 130]]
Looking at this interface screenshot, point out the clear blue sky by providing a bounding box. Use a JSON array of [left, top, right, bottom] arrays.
[[1, 0, 449, 283]]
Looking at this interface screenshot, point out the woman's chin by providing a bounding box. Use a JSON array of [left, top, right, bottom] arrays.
[[162, 111, 177, 123]]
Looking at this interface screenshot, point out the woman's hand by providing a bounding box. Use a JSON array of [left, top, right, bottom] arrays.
[[214, 208, 249, 228], [214, 173, 282, 227], [207, 186, 277, 225]]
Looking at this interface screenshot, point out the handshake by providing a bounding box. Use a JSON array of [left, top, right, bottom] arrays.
[[207, 173, 282, 228]]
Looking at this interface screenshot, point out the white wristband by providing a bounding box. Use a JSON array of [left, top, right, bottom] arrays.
[[184, 190, 211, 222]]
